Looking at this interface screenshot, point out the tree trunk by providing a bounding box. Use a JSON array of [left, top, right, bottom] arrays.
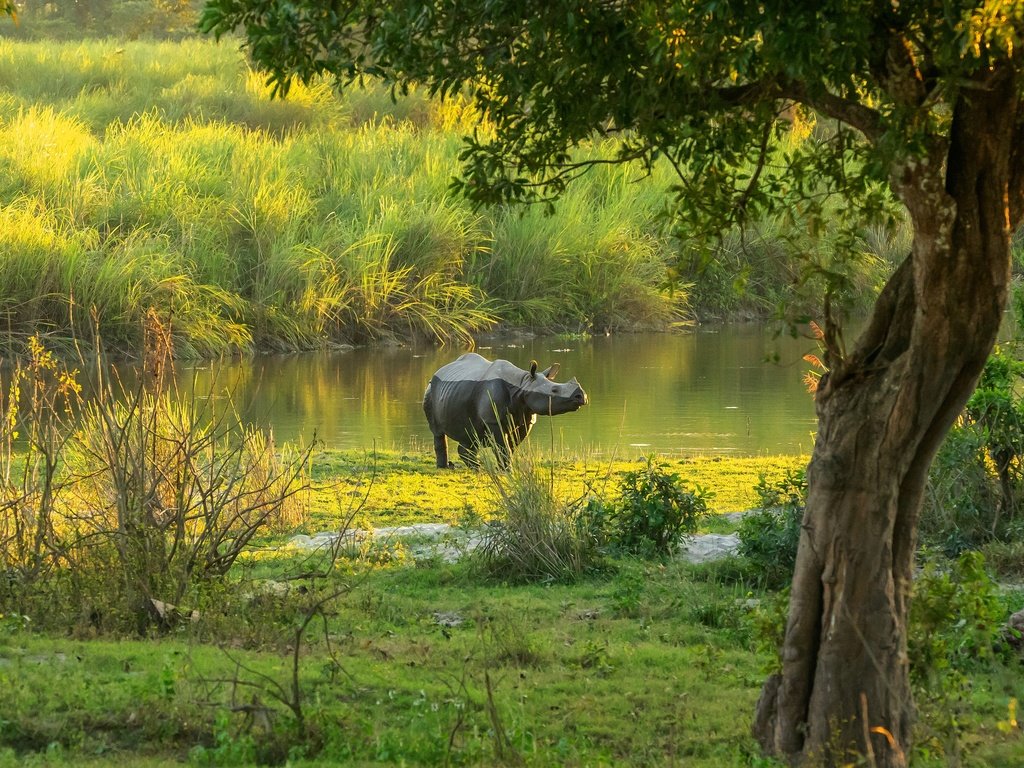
[[754, 73, 1019, 767]]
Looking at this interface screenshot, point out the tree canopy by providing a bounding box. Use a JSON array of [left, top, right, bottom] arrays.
[[201, 2, 1020, 234], [200, 2, 1024, 766]]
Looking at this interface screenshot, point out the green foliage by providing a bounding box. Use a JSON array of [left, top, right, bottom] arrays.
[[606, 458, 711, 557], [909, 551, 1011, 685], [190, 710, 257, 766], [0, 558, 786, 766], [745, 588, 791, 675], [609, 568, 646, 618], [683, 212, 900, 322], [737, 469, 806, 589], [197, 0, 952, 289], [745, 557, 1024, 765], [0, 527, 1021, 765], [923, 349, 1024, 559], [908, 551, 1018, 762]]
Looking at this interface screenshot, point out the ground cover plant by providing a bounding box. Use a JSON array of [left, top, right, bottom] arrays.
[[1, 525, 1021, 767], [303, 450, 806, 532]]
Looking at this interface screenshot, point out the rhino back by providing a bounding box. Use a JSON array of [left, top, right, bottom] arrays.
[[426, 355, 523, 439]]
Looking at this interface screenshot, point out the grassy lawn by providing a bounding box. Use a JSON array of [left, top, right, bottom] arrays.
[[1, 450, 1021, 766]]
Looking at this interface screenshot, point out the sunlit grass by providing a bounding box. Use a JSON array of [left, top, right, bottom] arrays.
[[0, 38, 687, 355], [303, 448, 808, 532]]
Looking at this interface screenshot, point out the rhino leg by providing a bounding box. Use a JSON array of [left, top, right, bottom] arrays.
[[433, 434, 453, 469], [490, 439, 512, 470], [457, 443, 480, 470], [488, 422, 520, 470]]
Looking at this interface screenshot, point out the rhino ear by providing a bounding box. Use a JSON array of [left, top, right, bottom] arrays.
[[541, 363, 560, 380], [529, 360, 538, 379]]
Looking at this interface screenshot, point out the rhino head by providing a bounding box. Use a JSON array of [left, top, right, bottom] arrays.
[[520, 360, 588, 415]]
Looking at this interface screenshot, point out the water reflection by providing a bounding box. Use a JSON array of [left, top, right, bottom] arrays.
[[169, 327, 818, 456]]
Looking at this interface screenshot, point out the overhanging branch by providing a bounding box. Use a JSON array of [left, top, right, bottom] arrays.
[[777, 80, 884, 143]]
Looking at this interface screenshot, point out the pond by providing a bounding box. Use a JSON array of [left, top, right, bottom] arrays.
[[171, 326, 819, 458]]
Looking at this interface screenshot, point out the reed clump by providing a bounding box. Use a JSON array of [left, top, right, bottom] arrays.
[[473, 450, 606, 583]]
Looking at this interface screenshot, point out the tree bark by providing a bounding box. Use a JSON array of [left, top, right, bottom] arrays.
[[754, 71, 1019, 767]]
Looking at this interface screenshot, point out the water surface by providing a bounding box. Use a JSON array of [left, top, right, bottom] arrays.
[[170, 327, 818, 457]]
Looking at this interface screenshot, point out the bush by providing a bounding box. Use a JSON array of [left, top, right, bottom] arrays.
[[606, 458, 711, 557], [909, 551, 1018, 761], [909, 551, 1012, 684], [737, 468, 806, 588], [0, 329, 312, 633], [473, 453, 605, 583], [922, 349, 1024, 557]]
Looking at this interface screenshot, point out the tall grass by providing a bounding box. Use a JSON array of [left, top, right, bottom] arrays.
[[0, 38, 691, 355], [476, 150, 689, 331], [474, 449, 605, 583]]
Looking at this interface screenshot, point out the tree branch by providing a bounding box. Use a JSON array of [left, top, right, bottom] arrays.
[[735, 118, 773, 216], [707, 77, 883, 143], [776, 80, 884, 143]]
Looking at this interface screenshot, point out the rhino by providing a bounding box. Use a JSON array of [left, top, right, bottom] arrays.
[[423, 352, 588, 468]]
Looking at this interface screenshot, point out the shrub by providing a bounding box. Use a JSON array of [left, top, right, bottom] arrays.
[[910, 551, 1012, 683], [922, 349, 1024, 556], [0, 336, 82, 593], [473, 452, 605, 583], [606, 458, 711, 557], [737, 468, 806, 588], [0, 329, 312, 632], [909, 551, 1017, 761]]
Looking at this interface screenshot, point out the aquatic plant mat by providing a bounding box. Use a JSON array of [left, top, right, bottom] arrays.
[[306, 450, 809, 531]]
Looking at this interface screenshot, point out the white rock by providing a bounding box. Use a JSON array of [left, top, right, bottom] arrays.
[[678, 533, 741, 564]]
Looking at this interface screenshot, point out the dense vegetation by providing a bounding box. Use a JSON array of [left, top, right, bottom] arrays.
[[0, 36, 906, 357], [0, 10, 1020, 766], [0, 37, 682, 356], [4, 0, 203, 40]]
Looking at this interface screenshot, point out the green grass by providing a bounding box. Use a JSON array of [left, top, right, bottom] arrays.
[[0, 561, 772, 766], [0, 37, 902, 358], [303, 449, 809, 532], [2, 557, 1021, 767], [1, 450, 1021, 766], [0, 38, 688, 356]]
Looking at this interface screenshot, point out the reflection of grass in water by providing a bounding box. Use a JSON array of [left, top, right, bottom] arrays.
[[304, 448, 807, 531]]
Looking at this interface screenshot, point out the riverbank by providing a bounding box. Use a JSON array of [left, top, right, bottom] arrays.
[[0, 38, 902, 359]]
